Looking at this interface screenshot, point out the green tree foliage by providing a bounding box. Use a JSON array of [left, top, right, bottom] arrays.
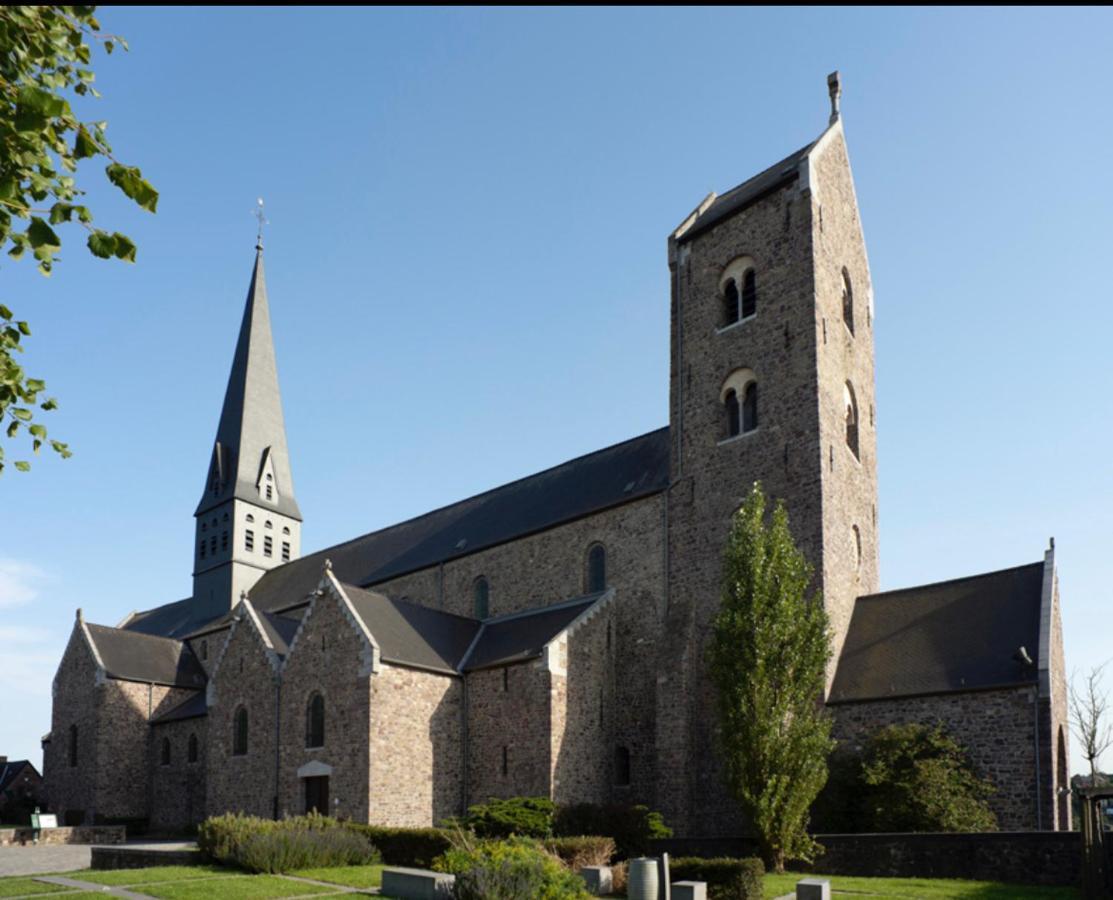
[[0, 6, 157, 474], [707, 482, 834, 872], [815, 723, 998, 833]]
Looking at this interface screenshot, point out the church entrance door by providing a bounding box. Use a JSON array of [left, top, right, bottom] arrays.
[[304, 775, 329, 815]]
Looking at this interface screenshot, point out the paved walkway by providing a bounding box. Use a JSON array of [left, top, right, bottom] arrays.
[[0, 843, 91, 876]]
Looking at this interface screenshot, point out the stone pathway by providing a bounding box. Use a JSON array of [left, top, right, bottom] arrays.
[[0, 843, 91, 876]]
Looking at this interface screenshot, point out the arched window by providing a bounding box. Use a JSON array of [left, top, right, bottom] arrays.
[[233, 707, 248, 756], [742, 382, 758, 433], [844, 382, 859, 459], [69, 724, 78, 768], [842, 268, 854, 334], [160, 737, 171, 766], [724, 390, 740, 438], [188, 733, 199, 764], [306, 693, 325, 748], [741, 269, 757, 319], [474, 577, 489, 619], [614, 745, 631, 786], [722, 279, 739, 327], [586, 544, 607, 593]]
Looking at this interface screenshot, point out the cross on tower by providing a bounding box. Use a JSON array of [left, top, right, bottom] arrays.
[[254, 197, 268, 249]]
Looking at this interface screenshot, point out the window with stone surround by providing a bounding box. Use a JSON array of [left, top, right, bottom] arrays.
[[586, 543, 607, 593], [720, 368, 757, 440], [306, 693, 325, 748], [233, 707, 249, 756], [614, 745, 631, 786], [474, 576, 490, 619], [842, 267, 854, 335], [719, 257, 756, 328]]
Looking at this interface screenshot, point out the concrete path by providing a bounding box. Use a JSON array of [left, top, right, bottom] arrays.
[[0, 843, 91, 876], [35, 873, 154, 898]]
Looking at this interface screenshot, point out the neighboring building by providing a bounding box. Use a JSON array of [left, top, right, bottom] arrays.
[[0, 758, 43, 824], [43, 75, 1069, 835]]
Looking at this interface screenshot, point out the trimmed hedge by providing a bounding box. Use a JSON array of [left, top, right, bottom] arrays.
[[669, 856, 765, 900], [196, 812, 379, 873], [344, 823, 452, 868], [553, 803, 672, 859]]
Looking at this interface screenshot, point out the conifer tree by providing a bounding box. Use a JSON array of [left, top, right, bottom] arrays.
[[708, 482, 834, 872]]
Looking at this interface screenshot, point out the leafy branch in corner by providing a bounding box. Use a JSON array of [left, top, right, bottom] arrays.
[[0, 5, 158, 474]]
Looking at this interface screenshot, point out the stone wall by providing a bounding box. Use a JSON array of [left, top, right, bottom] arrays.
[[278, 587, 372, 821], [370, 663, 462, 826], [205, 608, 281, 819], [0, 825, 125, 847], [830, 686, 1041, 830], [43, 623, 99, 823], [149, 715, 207, 832]]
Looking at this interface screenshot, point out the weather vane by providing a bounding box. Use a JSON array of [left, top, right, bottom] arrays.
[[254, 197, 268, 249]]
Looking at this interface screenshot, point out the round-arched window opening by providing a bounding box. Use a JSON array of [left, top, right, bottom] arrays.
[[844, 382, 860, 459], [233, 707, 249, 756], [306, 693, 325, 748], [473, 577, 490, 620], [586, 543, 607, 593]]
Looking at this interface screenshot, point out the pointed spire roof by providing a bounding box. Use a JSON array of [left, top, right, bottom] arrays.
[[196, 247, 301, 520]]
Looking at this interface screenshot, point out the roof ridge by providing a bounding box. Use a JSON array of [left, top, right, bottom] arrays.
[[481, 592, 602, 626], [341, 582, 482, 626], [858, 560, 1044, 603], [87, 622, 185, 646]]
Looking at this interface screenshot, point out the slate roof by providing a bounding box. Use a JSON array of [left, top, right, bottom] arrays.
[[244, 427, 670, 616], [120, 597, 196, 639], [829, 561, 1046, 704], [0, 760, 37, 794], [150, 691, 207, 725], [675, 141, 816, 244], [341, 584, 482, 674], [462, 593, 603, 671], [85, 624, 206, 689], [257, 609, 302, 657]]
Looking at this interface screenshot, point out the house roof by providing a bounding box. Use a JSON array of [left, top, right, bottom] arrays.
[[85, 624, 206, 689], [0, 760, 38, 794], [829, 561, 1046, 704], [462, 593, 602, 671], [675, 141, 816, 244], [150, 691, 208, 725]]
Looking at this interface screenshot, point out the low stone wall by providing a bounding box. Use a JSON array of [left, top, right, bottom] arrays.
[[91, 846, 204, 870], [0, 825, 126, 847], [653, 832, 1082, 888], [807, 832, 1081, 888]]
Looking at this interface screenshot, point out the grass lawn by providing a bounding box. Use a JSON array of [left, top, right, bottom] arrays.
[[0, 878, 75, 897], [73, 865, 231, 885], [140, 875, 339, 899], [288, 865, 383, 888], [763, 872, 1081, 899]]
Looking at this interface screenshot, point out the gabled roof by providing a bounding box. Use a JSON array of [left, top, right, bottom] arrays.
[[829, 561, 1046, 704], [119, 597, 196, 639], [150, 691, 207, 725], [0, 760, 38, 794], [462, 593, 602, 671], [85, 624, 206, 689], [674, 141, 816, 244], [196, 248, 300, 521], [244, 427, 670, 615]]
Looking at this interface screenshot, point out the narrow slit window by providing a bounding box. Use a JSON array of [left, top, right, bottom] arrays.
[[306, 693, 325, 748], [586, 543, 607, 593], [233, 708, 248, 756], [615, 745, 631, 786], [844, 382, 860, 459], [282, 542, 291, 562], [188, 733, 198, 764], [245, 530, 254, 552], [742, 382, 758, 433], [724, 389, 740, 438], [474, 577, 490, 619], [264, 536, 273, 558], [501, 745, 508, 776], [722, 279, 739, 327], [842, 268, 854, 334], [160, 737, 171, 766]]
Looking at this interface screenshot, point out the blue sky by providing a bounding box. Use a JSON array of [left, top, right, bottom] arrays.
[[2, 7, 1111, 778]]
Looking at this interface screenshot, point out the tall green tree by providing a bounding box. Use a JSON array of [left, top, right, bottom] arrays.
[[708, 482, 834, 872], [0, 6, 158, 474]]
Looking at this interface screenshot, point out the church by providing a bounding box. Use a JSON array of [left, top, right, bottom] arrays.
[[43, 75, 1070, 837]]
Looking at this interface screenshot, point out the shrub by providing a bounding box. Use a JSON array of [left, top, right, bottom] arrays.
[[542, 835, 615, 870], [456, 796, 556, 838], [198, 812, 277, 863], [435, 833, 590, 900], [813, 723, 998, 833], [237, 827, 380, 874], [553, 803, 672, 859], [344, 824, 452, 868], [668, 856, 765, 900]]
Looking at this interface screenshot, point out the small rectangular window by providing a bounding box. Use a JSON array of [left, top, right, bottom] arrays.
[[221, 531, 229, 552], [264, 536, 273, 558], [245, 530, 254, 552], [281, 541, 290, 562], [266, 485, 273, 501]]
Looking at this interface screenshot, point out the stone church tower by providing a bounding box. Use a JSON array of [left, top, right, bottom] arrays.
[[655, 74, 880, 832], [192, 246, 302, 620]]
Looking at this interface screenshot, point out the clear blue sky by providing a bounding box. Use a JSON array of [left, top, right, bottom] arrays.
[[2, 7, 1111, 778]]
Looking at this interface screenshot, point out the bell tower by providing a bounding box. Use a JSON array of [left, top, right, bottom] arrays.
[[655, 73, 879, 833], [192, 243, 302, 620]]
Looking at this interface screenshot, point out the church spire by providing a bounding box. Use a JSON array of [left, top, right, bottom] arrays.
[[196, 247, 300, 521]]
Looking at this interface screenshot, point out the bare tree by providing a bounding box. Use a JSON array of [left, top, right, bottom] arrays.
[[1070, 661, 1113, 784]]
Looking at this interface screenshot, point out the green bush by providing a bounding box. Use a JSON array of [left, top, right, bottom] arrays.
[[812, 723, 999, 833], [668, 856, 765, 900], [344, 823, 452, 868], [455, 796, 556, 838], [552, 803, 672, 859], [542, 835, 615, 871], [237, 827, 380, 873], [198, 812, 277, 863], [435, 834, 590, 900]]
